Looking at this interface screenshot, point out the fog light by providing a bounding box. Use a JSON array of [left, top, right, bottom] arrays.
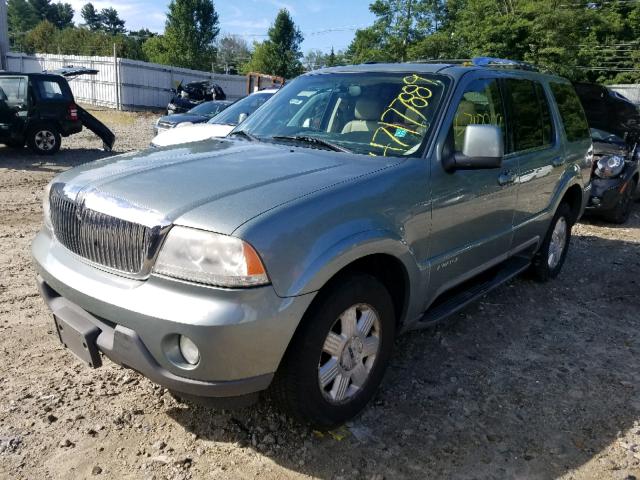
[[592, 197, 601, 206], [179, 335, 200, 365]]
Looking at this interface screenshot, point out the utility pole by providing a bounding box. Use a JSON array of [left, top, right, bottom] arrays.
[[0, 0, 9, 70]]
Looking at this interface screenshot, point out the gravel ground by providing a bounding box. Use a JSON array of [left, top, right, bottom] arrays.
[[1, 108, 640, 480]]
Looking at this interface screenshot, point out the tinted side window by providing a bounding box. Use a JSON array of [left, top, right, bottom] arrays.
[[506, 79, 553, 152], [37, 80, 67, 100], [0, 77, 27, 105], [549, 82, 591, 142], [451, 78, 506, 153]]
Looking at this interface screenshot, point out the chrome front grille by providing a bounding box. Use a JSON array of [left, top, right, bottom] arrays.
[[49, 186, 164, 276]]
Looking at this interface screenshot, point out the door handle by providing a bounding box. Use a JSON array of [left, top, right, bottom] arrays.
[[498, 171, 517, 186], [552, 156, 565, 167]]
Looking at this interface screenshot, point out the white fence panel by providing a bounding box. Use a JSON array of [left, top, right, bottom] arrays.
[[5, 52, 247, 110]]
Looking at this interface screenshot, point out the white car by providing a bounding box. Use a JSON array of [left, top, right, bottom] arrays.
[[151, 89, 278, 147]]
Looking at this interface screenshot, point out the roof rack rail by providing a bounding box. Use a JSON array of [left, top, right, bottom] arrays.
[[471, 57, 540, 72], [413, 59, 471, 65]]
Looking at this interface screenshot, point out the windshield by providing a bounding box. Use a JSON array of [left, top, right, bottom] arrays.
[[236, 72, 449, 157], [188, 101, 230, 117], [209, 92, 275, 126], [590, 127, 625, 145]]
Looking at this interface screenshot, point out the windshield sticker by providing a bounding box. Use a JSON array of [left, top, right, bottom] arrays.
[[369, 74, 438, 157]]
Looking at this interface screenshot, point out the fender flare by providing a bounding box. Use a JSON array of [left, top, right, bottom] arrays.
[[280, 229, 425, 325]]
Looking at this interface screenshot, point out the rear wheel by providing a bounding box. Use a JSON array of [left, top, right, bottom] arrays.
[[604, 179, 636, 224], [529, 202, 572, 282], [271, 274, 396, 429], [28, 125, 61, 155]]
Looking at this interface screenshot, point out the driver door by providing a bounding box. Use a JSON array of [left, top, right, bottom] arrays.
[[427, 74, 518, 300], [0, 76, 29, 143]]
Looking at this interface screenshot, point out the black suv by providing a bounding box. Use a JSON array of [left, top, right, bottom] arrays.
[[0, 68, 114, 155]]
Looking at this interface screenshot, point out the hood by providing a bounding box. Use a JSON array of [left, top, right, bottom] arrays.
[[592, 140, 627, 157], [54, 139, 401, 235], [158, 113, 209, 125], [574, 83, 640, 140], [151, 123, 235, 147]]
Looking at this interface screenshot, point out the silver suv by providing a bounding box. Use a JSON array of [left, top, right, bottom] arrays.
[[32, 59, 592, 428]]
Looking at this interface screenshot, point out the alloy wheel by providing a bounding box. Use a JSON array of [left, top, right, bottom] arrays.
[[548, 216, 568, 269], [318, 303, 381, 404], [34, 130, 57, 151]]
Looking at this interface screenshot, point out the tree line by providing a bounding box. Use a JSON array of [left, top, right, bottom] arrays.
[[6, 0, 306, 77], [7, 0, 639, 83], [346, 0, 640, 83]]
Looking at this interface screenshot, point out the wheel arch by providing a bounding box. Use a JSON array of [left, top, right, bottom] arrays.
[[560, 183, 584, 225], [284, 230, 423, 330]]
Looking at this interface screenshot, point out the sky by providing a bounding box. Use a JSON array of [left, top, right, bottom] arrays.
[[65, 0, 376, 53]]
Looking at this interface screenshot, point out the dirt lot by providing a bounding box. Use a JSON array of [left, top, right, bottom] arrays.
[[1, 108, 639, 480]]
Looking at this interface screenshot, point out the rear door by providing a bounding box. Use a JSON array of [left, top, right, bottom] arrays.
[[504, 77, 563, 248], [0, 76, 29, 141]]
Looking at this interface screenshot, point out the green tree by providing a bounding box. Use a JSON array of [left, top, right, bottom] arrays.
[[347, 0, 445, 63], [245, 9, 303, 78], [145, 0, 219, 70], [215, 34, 251, 73], [327, 47, 338, 67], [99, 7, 126, 35], [23, 19, 57, 53], [29, 0, 53, 20], [7, 0, 39, 47], [49, 3, 74, 29], [80, 3, 101, 31]]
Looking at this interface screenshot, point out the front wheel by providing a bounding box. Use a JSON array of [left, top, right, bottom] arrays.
[[271, 274, 396, 429], [27, 125, 61, 155], [529, 202, 572, 282]]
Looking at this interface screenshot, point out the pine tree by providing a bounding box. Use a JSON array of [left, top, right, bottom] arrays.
[[246, 9, 303, 78], [144, 0, 219, 71], [99, 7, 126, 35], [80, 3, 101, 31]]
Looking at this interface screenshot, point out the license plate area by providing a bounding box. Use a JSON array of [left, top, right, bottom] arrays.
[[54, 314, 102, 368]]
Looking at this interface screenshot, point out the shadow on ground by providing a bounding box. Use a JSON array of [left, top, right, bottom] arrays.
[[166, 212, 640, 479], [0, 146, 117, 172]]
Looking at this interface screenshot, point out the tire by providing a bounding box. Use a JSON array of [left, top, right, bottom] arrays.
[[271, 274, 396, 429], [27, 125, 61, 155], [529, 202, 572, 282], [604, 179, 636, 224]]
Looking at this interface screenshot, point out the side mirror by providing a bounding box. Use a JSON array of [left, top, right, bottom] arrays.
[[238, 112, 248, 123], [443, 124, 504, 171]]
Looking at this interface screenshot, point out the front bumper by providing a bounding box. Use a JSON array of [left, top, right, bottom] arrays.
[[586, 174, 633, 212], [32, 228, 316, 398]]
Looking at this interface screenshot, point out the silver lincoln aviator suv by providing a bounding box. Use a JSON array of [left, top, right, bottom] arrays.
[[32, 59, 592, 428]]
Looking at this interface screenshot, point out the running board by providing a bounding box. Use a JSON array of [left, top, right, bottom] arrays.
[[415, 255, 531, 329]]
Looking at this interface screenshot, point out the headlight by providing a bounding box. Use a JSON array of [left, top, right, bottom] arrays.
[[43, 182, 53, 230], [154, 226, 269, 287], [585, 144, 594, 168], [595, 155, 625, 178], [175, 122, 193, 128]]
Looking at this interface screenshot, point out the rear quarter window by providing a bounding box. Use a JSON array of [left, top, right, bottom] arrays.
[[36, 79, 69, 100], [549, 82, 591, 142]]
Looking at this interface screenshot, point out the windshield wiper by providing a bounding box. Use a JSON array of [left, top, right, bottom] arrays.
[[229, 130, 259, 142], [272, 135, 351, 153]]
